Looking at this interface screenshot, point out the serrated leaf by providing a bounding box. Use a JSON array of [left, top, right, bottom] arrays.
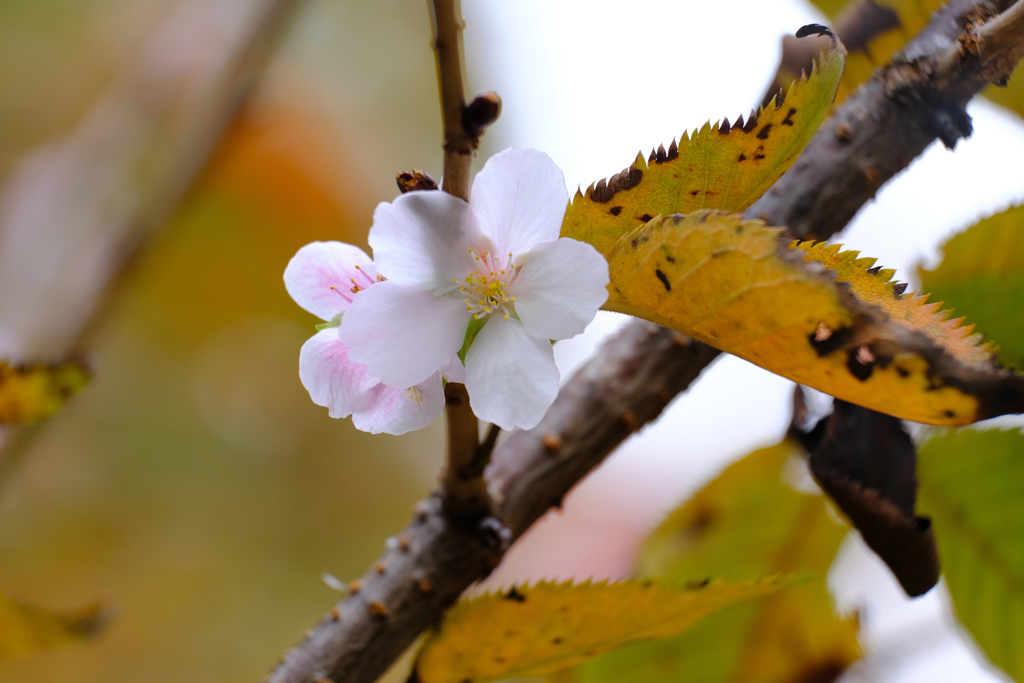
[[603, 210, 1024, 425], [0, 359, 90, 425], [0, 594, 106, 659], [574, 440, 858, 683], [412, 577, 789, 683], [798, 240, 992, 365], [919, 204, 1024, 371], [561, 39, 845, 256], [917, 428, 1024, 681]]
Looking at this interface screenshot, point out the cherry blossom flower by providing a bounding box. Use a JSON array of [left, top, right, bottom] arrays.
[[340, 148, 609, 430], [284, 241, 462, 435]]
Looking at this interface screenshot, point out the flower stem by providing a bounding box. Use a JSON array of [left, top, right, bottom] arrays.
[[428, 0, 500, 520]]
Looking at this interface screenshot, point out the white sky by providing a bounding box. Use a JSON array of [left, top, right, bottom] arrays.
[[464, 1, 1024, 681]]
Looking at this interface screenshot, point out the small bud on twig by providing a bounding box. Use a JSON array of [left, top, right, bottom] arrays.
[[396, 169, 438, 194], [463, 91, 502, 136]]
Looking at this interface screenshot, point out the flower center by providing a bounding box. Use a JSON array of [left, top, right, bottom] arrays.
[[455, 249, 521, 320]]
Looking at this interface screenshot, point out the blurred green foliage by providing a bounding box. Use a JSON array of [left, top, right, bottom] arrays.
[[920, 204, 1024, 372], [919, 428, 1024, 682]]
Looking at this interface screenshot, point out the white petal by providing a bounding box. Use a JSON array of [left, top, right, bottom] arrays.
[[511, 238, 610, 341], [353, 373, 445, 435], [465, 317, 559, 430], [440, 353, 466, 384], [299, 327, 378, 418], [340, 280, 471, 388], [284, 242, 379, 320], [470, 148, 568, 258], [369, 191, 478, 290]]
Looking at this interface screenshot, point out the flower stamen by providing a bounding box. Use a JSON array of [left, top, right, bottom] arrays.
[[462, 248, 520, 321], [329, 285, 355, 303]]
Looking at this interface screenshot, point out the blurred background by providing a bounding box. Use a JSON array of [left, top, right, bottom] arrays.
[[0, 0, 1021, 681]]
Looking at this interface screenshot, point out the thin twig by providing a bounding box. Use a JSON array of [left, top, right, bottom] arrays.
[[428, 0, 501, 521], [264, 1, 1024, 680], [429, 0, 473, 201], [441, 382, 490, 519], [473, 423, 502, 473]]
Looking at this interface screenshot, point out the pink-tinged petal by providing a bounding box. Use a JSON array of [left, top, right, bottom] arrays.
[[511, 238, 610, 341], [299, 327, 378, 418], [369, 191, 478, 290], [470, 148, 568, 258], [465, 317, 559, 430], [353, 372, 445, 435], [340, 280, 471, 388], [284, 242, 379, 320], [299, 328, 444, 435]]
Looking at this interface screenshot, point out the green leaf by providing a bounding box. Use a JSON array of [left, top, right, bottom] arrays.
[[918, 427, 1024, 681], [0, 593, 106, 659], [573, 440, 859, 683], [412, 577, 790, 683], [602, 210, 1020, 425], [919, 204, 1024, 371], [561, 38, 845, 256], [0, 358, 90, 425]]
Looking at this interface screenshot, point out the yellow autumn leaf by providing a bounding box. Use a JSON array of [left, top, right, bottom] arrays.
[[413, 577, 790, 683], [0, 593, 106, 659], [561, 34, 845, 256], [0, 359, 90, 425], [603, 210, 1022, 425], [574, 440, 858, 683]]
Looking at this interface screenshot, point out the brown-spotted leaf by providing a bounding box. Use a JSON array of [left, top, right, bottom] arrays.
[[0, 358, 90, 425], [796, 241, 991, 364], [0, 594, 106, 659], [412, 578, 789, 683], [603, 210, 1024, 425], [561, 34, 845, 256]]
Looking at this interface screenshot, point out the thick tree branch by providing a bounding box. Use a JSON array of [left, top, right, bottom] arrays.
[[488, 324, 721, 534], [0, 0, 304, 491], [265, 1, 1024, 680], [747, 0, 1019, 241]]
